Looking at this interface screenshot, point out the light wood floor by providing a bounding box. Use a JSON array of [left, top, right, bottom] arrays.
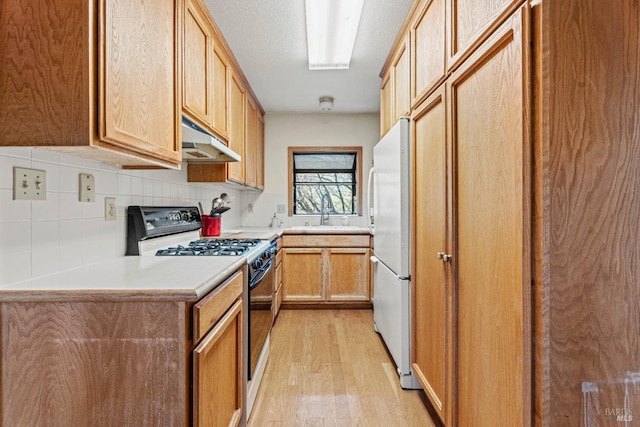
[[248, 309, 437, 427]]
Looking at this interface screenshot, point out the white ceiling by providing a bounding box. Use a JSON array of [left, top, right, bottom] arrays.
[[204, 0, 413, 114]]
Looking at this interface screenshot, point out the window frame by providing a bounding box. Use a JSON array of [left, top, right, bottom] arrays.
[[288, 146, 363, 217]]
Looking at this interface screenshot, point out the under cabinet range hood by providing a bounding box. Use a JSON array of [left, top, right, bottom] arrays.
[[181, 116, 241, 162]]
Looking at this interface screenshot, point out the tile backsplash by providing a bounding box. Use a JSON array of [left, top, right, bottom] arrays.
[[0, 147, 243, 286]]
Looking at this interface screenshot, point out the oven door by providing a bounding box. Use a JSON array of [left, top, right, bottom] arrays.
[[248, 260, 274, 379]]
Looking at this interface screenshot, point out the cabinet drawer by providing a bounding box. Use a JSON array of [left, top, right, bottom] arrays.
[[193, 270, 243, 342], [282, 234, 370, 248]]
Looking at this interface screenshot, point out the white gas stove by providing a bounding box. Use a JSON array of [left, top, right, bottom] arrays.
[[125, 206, 274, 418]]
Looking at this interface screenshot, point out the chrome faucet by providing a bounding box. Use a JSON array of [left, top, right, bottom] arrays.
[[320, 193, 331, 225]]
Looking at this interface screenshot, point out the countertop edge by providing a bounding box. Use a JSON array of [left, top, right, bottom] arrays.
[[0, 258, 247, 303]]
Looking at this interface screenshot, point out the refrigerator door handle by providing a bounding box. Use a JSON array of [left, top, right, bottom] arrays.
[[367, 166, 376, 233]]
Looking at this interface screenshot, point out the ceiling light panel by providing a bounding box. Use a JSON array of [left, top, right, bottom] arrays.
[[305, 0, 365, 70]]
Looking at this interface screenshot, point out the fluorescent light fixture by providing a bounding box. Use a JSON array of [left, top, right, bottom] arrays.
[[305, 0, 365, 70]]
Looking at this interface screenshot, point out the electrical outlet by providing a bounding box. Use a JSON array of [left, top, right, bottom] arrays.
[[105, 197, 116, 221], [13, 167, 46, 200], [79, 174, 95, 202], [248, 203, 254, 213], [277, 204, 286, 214]]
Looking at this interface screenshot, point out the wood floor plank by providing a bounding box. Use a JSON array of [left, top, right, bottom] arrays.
[[249, 309, 436, 427]]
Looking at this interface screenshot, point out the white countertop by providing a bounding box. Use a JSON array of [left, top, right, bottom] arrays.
[[0, 225, 371, 303], [0, 256, 245, 302]]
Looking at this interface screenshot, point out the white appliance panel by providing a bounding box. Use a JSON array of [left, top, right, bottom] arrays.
[[372, 117, 410, 278], [372, 258, 420, 389]]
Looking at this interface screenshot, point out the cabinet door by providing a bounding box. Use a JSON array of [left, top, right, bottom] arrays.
[[282, 248, 324, 301], [244, 96, 258, 188], [227, 72, 245, 183], [450, 7, 530, 426], [99, 0, 180, 165], [392, 37, 410, 119], [411, 85, 450, 425], [448, 0, 523, 69], [380, 72, 393, 136], [411, 0, 446, 106], [256, 113, 265, 190], [183, 0, 213, 127], [211, 42, 229, 138], [327, 248, 370, 301], [193, 299, 243, 427]]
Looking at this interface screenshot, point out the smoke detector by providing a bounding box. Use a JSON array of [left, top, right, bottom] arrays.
[[319, 96, 334, 112]]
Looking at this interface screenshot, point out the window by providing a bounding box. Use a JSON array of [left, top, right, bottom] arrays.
[[288, 147, 362, 216]]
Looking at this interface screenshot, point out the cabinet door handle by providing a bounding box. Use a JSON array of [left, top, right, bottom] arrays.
[[437, 252, 452, 262]]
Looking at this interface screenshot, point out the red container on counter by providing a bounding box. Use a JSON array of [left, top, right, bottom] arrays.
[[201, 214, 221, 236]]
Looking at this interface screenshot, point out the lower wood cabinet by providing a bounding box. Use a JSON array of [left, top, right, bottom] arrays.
[[0, 269, 245, 426], [327, 248, 371, 300], [193, 300, 243, 427], [282, 248, 324, 301], [281, 234, 371, 307], [192, 271, 244, 427]]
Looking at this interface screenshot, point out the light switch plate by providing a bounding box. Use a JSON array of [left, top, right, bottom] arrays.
[[13, 167, 47, 200], [79, 173, 95, 202], [248, 203, 254, 213], [105, 197, 116, 221]]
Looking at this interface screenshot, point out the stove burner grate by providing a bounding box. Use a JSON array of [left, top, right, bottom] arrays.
[[155, 238, 262, 256]]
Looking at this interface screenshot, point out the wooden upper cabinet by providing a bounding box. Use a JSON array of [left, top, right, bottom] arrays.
[[227, 72, 245, 184], [447, 0, 523, 69], [182, 0, 229, 142], [244, 96, 258, 188], [411, 0, 446, 107], [183, 1, 264, 190], [380, 35, 409, 137], [256, 113, 265, 190], [380, 71, 393, 136], [183, 0, 213, 128], [211, 43, 229, 137], [392, 37, 410, 119], [0, 0, 181, 168]]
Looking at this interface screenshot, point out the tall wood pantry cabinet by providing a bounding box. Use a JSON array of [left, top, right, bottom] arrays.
[[412, 7, 530, 427], [0, 0, 182, 168], [385, 0, 640, 426]]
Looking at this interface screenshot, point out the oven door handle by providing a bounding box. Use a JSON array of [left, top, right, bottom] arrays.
[[249, 260, 273, 289]]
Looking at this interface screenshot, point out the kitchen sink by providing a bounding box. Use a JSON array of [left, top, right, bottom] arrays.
[[287, 225, 369, 233]]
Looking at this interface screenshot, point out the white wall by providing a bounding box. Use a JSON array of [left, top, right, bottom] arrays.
[[0, 113, 380, 286], [241, 113, 379, 228], [0, 148, 244, 286]]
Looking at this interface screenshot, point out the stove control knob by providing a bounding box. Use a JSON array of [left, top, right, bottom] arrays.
[[252, 259, 263, 270]]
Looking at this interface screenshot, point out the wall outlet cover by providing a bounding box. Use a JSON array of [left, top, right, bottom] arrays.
[[105, 197, 116, 221], [277, 204, 286, 214]]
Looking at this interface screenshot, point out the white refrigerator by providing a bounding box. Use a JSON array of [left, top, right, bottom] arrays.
[[368, 117, 421, 389]]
